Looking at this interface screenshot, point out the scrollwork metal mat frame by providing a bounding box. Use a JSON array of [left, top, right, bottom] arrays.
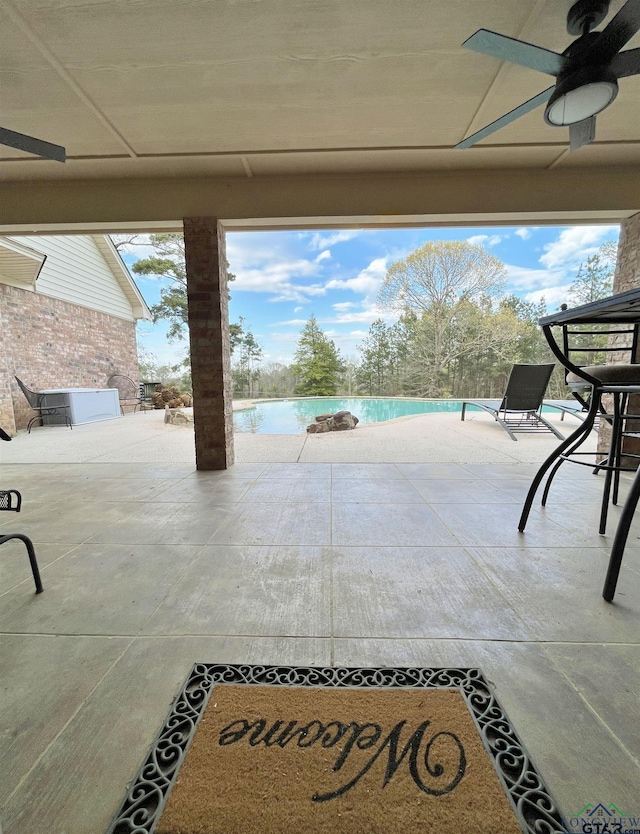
[[105, 664, 567, 834]]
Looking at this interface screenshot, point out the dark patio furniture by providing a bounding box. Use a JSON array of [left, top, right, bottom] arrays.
[[460, 363, 563, 441], [517, 287, 640, 602], [0, 428, 43, 593], [107, 374, 142, 414], [139, 380, 161, 409], [15, 376, 72, 432], [543, 396, 603, 431]]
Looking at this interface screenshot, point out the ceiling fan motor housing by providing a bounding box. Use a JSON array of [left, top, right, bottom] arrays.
[[545, 63, 618, 125]]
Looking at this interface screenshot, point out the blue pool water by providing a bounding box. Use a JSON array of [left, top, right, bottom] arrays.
[[233, 397, 469, 434]]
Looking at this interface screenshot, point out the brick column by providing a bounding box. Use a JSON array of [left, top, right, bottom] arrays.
[[598, 212, 640, 461], [184, 217, 234, 470]]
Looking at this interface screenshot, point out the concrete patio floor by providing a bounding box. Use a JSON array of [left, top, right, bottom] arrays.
[[1, 409, 639, 833]]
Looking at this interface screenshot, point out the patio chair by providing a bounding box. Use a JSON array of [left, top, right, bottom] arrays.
[[460, 363, 564, 441], [0, 427, 43, 593], [140, 380, 161, 410], [15, 376, 72, 433], [107, 374, 142, 414], [543, 395, 603, 431]]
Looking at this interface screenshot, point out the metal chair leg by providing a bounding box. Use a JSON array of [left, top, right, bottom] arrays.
[[519, 395, 599, 532], [599, 392, 623, 534], [603, 464, 640, 602], [0, 533, 44, 593]]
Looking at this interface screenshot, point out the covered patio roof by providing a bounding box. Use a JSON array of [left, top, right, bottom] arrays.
[[1, 0, 639, 232]]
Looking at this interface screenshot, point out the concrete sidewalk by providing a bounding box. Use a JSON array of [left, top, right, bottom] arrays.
[[0, 406, 594, 465]]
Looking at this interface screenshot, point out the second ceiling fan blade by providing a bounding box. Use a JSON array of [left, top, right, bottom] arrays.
[[584, 0, 640, 64], [611, 47, 640, 76], [463, 29, 568, 76], [454, 87, 555, 149]]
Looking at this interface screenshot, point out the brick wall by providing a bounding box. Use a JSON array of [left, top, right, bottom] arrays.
[[0, 284, 138, 433], [185, 217, 234, 470]]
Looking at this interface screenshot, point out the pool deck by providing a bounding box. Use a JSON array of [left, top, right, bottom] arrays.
[[2, 406, 640, 833], [0, 403, 594, 465]]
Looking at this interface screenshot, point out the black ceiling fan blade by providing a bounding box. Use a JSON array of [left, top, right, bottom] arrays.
[[462, 29, 568, 76], [0, 127, 66, 162], [611, 47, 640, 76], [455, 86, 555, 149], [569, 116, 596, 151], [584, 0, 640, 64]]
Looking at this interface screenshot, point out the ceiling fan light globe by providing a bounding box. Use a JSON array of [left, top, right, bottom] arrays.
[[544, 68, 618, 125]]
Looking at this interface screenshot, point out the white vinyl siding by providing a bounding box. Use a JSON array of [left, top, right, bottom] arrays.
[[9, 235, 135, 321]]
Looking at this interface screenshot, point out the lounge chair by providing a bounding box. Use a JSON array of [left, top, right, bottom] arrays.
[[461, 363, 564, 441]]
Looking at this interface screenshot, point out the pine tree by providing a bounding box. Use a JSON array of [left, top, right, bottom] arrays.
[[291, 316, 345, 396]]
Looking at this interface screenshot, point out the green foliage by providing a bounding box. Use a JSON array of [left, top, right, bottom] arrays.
[[567, 241, 618, 365], [378, 241, 514, 397], [137, 345, 192, 391], [291, 315, 346, 396], [124, 233, 237, 343], [568, 241, 616, 306], [231, 317, 263, 397]]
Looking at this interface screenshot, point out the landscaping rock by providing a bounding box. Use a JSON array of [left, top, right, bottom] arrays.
[[164, 405, 194, 426], [306, 410, 359, 433]]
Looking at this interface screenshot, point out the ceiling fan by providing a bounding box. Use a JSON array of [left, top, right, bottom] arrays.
[[0, 126, 66, 163], [455, 0, 640, 151]]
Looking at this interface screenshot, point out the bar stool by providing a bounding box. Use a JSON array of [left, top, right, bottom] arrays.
[[517, 293, 640, 601]]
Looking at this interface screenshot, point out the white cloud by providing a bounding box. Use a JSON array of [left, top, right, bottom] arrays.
[[467, 234, 502, 247], [269, 319, 308, 327], [232, 259, 328, 303], [504, 263, 566, 291], [293, 306, 303, 313], [306, 230, 363, 251], [515, 228, 532, 240], [325, 257, 388, 299], [315, 250, 331, 263], [540, 225, 618, 269], [331, 307, 393, 325], [524, 285, 573, 307], [332, 301, 358, 311]]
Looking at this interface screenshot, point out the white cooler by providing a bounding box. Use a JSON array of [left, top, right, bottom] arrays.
[[39, 387, 121, 425]]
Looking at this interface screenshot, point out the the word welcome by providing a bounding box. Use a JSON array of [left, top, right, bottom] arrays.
[[218, 716, 467, 801]]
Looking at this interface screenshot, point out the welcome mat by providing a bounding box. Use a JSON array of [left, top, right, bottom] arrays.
[[106, 665, 567, 834]]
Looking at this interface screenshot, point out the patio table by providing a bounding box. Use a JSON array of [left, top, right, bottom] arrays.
[[516, 286, 640, 601]]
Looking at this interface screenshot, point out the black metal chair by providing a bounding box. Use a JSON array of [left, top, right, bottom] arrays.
[[107, 374, 142, 414], [0, 428, 43, 594], [15, 376, 72, 433], [460, 364, 564, 441]]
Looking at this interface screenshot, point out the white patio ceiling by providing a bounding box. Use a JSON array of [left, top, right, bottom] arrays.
[[1, 0, 639, 229]]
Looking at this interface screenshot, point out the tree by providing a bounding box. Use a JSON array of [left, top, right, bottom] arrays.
[[258, 362, 296, 397], [567, 240, 618, 365], [136, 345, 192, 391], [111, 232, 236, 344], [231, 318, 263, 397], [291, 315, 345, 396], [568, 240, 617, 305], [378, 241, 508, 396], [356, 319, 394, 395]]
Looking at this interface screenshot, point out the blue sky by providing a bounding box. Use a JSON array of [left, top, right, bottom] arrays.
[[130, 223, 620, 367]]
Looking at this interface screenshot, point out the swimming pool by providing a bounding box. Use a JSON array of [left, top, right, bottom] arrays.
[[233, 397, 469, 434]]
